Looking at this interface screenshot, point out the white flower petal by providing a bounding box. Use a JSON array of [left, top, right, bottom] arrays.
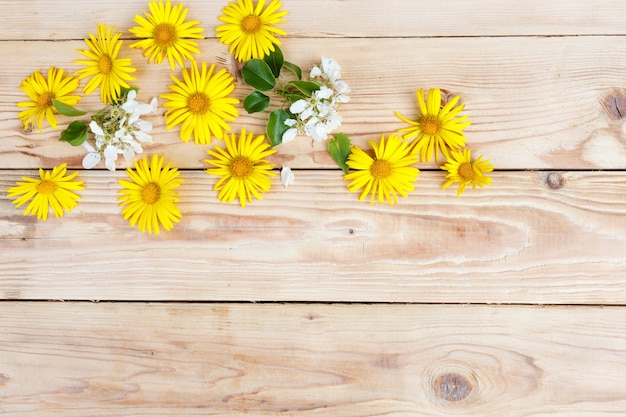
[[89, 121, 104, 136], [104, 145, 118, 161], [310, 65, 322, 78], [134, 130, 153, 143], [290, 99, 309, 114], [284, 118, 297, 127], [123, 148, 135, 160], [282, 128, 298, 144], [315, 86, 333, 100], [82, 152, 101, 169], [105, 157, 117, 172], [281, 166, 295, 188]]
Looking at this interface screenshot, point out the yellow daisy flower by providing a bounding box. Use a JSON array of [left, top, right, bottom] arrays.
[[344, 133, 420, 205], [204, 129, 276, 207], [441, 148, 494, 196], [216, 0, 287, 62], [118, 155, 184, 235], [161, 60, 239, 145], [395, 88, 471, 163], [129, 0, 204, 71], [6, 164, 85, 222], [17, 67, 81, 132], [74, 24, 137, 104]]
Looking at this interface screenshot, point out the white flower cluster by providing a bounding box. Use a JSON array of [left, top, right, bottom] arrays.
[[282, 57, 350, 143], [82, 90, 158, 171]]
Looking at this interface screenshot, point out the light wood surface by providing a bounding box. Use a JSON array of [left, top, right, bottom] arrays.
[[1, 0, 626, 415], [2, 302, 626, 416], [2, 170, 626, 304]]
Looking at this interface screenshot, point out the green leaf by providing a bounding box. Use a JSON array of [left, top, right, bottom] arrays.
[[285, 80, 322, 97], [59, 120, 88, 146], [243, 91, 270, 113], [328, 133, 352, 174], [52, 99, 87, 117], [242, 59, 276, 91], [264, 45, 284, 78], [266, 109, 291, 147], [283, 61, 302, 80]]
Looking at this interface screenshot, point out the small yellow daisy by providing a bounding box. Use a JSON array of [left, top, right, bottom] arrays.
[[344, 133, 420, 205], [74, 24, 137, 104], [161, 60, 239, 145], [204, 129, 276, 207], [216, 0, 287, 62], [17, 67, 81, 132], [441, 148, 494, 196], [129, 0, 204, 71], [118, 155, 184, 235], [6, 164, 85, 221], [395, 88, 471, 163]]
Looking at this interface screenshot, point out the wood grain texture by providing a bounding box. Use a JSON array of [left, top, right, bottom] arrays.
[[2, 0, 626, 40], [1, 302, 626, 416], [2, 169, 626, 304], [3, 37, 626, 170]]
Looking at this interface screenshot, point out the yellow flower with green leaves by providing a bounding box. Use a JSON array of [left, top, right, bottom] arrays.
[[118, 155, 184, 235], [17, 67, 81, 132], [74, 24, 136, 104], [161, 60, 239, 145], [441, 148, 493, 196], [344, 133, 420, 205], [216, 0, 287, 62], [205, 129, 276, 207], [395, 88, 471, 163], [129, 0, 204, 71], [7, 164, 84, 221]]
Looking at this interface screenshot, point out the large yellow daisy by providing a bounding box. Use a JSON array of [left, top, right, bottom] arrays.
[[161, 60, 239, 145], [344, 133, 420, 205], [118, 155, 183, 235], [395, 88, 471, 163], [216, 0, 287, 62], [74, 24, 137, 104], [17, 67, 81, 132], [6, 164, 85, 221], [204, 129, 276, 207], [441, 148, 493, 196], [129, 0, 204, 71]]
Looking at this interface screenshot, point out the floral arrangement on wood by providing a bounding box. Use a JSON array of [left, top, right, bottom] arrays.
[[8, 0, 493, 234]]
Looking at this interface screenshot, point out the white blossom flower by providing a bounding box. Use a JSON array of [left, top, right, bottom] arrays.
[[81, 92, 158, 171], [283, 57, 350, 143]]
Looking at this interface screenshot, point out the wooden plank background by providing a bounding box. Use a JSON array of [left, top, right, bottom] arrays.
[[1, 0, 626, 415]]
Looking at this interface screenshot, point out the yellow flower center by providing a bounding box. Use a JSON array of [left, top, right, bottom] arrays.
[[241, 14, 262, 34], [142, 182, 161, 204], [153, 23, 177, 48], [36, 179, 57, 195], [37, 92, 54, 109], [458, 162, 474, 180], [188, 92, 211, 115], [98, 54, 113, 75], [231, 156, 253, 179], [422, 115, 442, 136], [370, 159, 392, 179]]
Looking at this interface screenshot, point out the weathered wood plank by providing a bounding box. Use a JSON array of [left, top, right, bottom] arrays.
[[2, 170, 626, 304], [2, 37, 626, 170], [1, 302, 625, 416], [2, 0, 626, 40]]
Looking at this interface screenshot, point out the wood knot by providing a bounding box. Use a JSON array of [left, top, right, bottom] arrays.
[[601, 93, 626, 120], [544, 172, 565, 190], [434, 373, 472, 402]]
